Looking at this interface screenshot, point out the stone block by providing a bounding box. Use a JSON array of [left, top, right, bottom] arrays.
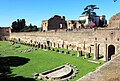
[[85, 52, 90, 58], [71, 54, 75, 56], [56, 49, 59, 52], [47, 47, 51, 50], [60, 50, 64, 53], [52, 48, 55, 51], [65, 51, 70, 54]]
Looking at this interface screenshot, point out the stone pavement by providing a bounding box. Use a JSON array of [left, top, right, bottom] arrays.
[[77, 54, 120, 81]]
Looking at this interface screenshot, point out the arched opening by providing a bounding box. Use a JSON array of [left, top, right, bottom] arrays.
[[47, 41, 50, 46], [41, 44, 43, 49], [53, 43, 55, 47], [108, 45, 115, 61]]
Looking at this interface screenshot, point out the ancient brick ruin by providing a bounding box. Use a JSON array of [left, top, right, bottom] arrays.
[[0, 27, 11, 40], [109, 12, 120, 28]]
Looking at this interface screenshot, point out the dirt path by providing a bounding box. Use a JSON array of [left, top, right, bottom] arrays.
[[77, 54, 120, 81]]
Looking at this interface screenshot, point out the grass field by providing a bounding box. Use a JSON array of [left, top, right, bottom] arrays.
[[0, 41, 103, 81]]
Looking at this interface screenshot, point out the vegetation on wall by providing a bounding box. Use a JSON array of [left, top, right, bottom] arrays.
[[78, 20, 86, 28], [79, 20, 86, 24]]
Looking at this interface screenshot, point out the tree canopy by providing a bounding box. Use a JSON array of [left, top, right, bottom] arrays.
[[11, 19, 26, 32], [113, 0, 117, 2], [11, 19, 38, 32], [82, 4, 99, 21]]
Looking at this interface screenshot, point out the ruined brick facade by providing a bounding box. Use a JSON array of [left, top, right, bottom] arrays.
[[109, 12, 120, 28], [42, 15, 67, 31], [66, 20, 81, 29], [42, 15, 81, 31], [0, 27, 11, 40]]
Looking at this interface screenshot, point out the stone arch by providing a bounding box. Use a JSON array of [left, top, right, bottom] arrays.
[[108, 45, 115, 61], [41, 44, 44, 49], [18, 38, 21, 42], [38, 43, 41, 48], [3, 37, 7, 41], [47, 41, 50, 46]]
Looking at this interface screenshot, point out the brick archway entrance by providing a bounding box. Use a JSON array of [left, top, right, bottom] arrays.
[[108, 45, 115, 61]]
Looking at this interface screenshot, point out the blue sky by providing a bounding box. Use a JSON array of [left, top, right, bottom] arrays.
[[0, 0, 119, 27]]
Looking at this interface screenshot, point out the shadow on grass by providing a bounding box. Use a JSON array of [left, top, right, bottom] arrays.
[[0, 56, 36, 81]]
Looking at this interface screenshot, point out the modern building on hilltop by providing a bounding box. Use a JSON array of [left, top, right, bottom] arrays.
[[80, 15, 107, 27]]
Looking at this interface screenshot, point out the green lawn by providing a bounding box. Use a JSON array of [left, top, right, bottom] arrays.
[[0, 41, 103, 81]]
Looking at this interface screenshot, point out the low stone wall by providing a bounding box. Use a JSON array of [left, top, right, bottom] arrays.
[[39, 65, 74, 81]]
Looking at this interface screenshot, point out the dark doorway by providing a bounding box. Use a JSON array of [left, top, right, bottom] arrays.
[[108, 45, 115, 61]]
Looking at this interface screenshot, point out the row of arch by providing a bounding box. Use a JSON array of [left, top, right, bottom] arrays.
[[11, 37, 116, 61], [47, 41, 116, 61], [94, 43, 115, 61]]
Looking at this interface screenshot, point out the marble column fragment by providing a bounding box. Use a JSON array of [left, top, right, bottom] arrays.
[[104, 44, 108, 62], [77, 50, 82, 57], [93, 42, 98, 60]]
